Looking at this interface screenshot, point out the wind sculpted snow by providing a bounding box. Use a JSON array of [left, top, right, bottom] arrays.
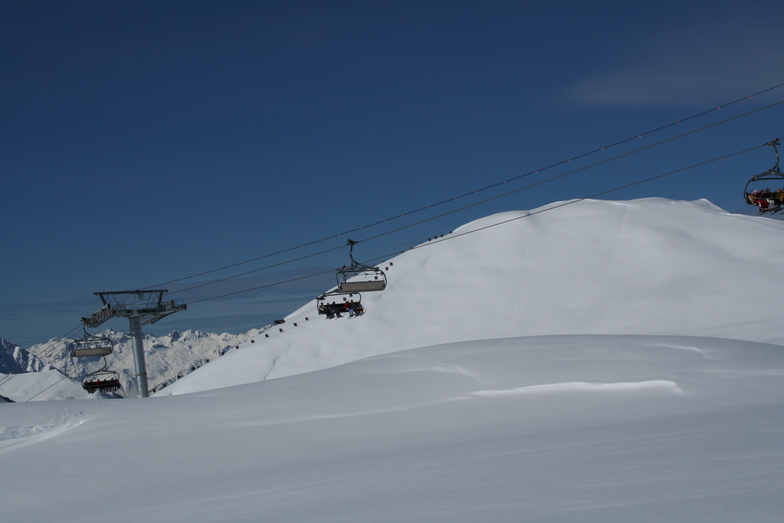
[[2, 335, 783, 522]]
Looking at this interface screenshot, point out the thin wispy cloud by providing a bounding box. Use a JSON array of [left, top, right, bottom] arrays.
[[567, 15, 784, 106]]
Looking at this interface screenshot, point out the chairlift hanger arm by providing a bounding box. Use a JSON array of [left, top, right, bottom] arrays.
[[346, 239, 377, 270], [766, 138, 780, 171], [743, 140, 784, 213], [347, 239, 360, 267], [745, 138, 784, 190]]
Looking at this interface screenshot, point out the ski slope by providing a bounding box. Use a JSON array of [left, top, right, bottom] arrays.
[[2, 335, 783, 522], [2, 198, 783, 522]]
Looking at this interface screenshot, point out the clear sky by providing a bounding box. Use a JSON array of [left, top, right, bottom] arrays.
[[2, 0, 783, 347]]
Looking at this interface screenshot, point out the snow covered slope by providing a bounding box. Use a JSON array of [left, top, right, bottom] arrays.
[[2, 335, 783, 522], [0, 339, 88, 402], [0, 369, 88, 402], [162, 198, 784, 395]]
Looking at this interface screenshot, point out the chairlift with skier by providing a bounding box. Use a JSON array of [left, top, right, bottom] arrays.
[[71, 332, 121, 393], [316, 240, 385, 317], [744, 139, 784, 214]]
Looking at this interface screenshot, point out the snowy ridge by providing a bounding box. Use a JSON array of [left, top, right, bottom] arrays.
[[0, 338, 51, 374], [162, 198, 784, 395]]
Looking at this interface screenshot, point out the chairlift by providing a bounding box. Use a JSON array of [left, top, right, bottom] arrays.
[[71, 332, 114, 358], [744, 139, 784, 214], [315, 240, 384, 317], [336, 239, 387, 293], [72, 332, 121, 393], [316, 292, 364, 319], [82, 369, 122, 394]]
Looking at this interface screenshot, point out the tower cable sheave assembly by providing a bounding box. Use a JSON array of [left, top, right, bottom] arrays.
[[81, 290, 186, 398]]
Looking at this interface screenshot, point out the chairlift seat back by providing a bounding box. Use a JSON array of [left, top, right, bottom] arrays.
[[338, 280, 386, 293], [73, 347, 113, 357]]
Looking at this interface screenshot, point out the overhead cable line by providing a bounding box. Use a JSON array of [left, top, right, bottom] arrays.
[[187, 268, 337, 305], [141, 82, 784, 291], [27, 323, 83, 360], [24, 374, 70, 402], [155, 98, 784, 302], [13, 322, 84, 403], [165, 243, 347, 299], [353, 100, 784, 247], [183, 142, 766, 306], [412, 144, 768, 251]]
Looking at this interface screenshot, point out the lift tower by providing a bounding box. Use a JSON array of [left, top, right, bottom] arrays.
[[82, 290, 187, 398]]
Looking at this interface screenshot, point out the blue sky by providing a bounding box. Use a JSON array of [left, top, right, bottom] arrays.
[[2, 0, 784, 347]]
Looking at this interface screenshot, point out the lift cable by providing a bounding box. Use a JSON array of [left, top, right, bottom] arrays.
[[352, 103, 784, 248], [24, 374, 71, 402], [140, 82, 784, 291], [165, 243, 348, 298], [155, 99, 784, 302], [6, 322, 85, 402], [27, 323, 84, 360], [187, 268, 337, 305], [183, 143, 764, 306], [408, 144, 768, 253]]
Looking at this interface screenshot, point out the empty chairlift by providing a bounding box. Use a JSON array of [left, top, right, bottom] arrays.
[[336, 240, 387, 293]]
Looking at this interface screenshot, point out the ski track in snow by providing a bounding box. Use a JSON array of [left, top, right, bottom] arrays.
[[0, 412, 88, 454]]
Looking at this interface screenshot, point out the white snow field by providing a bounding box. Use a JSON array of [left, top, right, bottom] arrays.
[[2, 198, 784, 522]]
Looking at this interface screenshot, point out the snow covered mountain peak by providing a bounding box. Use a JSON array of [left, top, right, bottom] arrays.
[[0, 339, 51, 374]]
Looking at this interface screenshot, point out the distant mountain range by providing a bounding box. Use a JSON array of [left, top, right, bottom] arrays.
[[0, 327, 267, 401]]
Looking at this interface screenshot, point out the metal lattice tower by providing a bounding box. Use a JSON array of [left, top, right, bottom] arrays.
[[82, 290, 187, 398]]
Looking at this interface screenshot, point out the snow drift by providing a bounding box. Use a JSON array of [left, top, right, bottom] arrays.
[[3, 334, 783, 522]]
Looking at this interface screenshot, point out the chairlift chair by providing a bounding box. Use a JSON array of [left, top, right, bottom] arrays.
[[72, 332, 121, 393], [82, 370, 122, 393], [71, 333, 114, 358], [744, 139, 784, 214], [316, 292, 364, 318], [336, 239, 387, 293], [316, 240, 385, 317]]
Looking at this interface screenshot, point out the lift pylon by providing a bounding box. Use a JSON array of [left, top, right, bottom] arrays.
[[81, 290, 186, 398]]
